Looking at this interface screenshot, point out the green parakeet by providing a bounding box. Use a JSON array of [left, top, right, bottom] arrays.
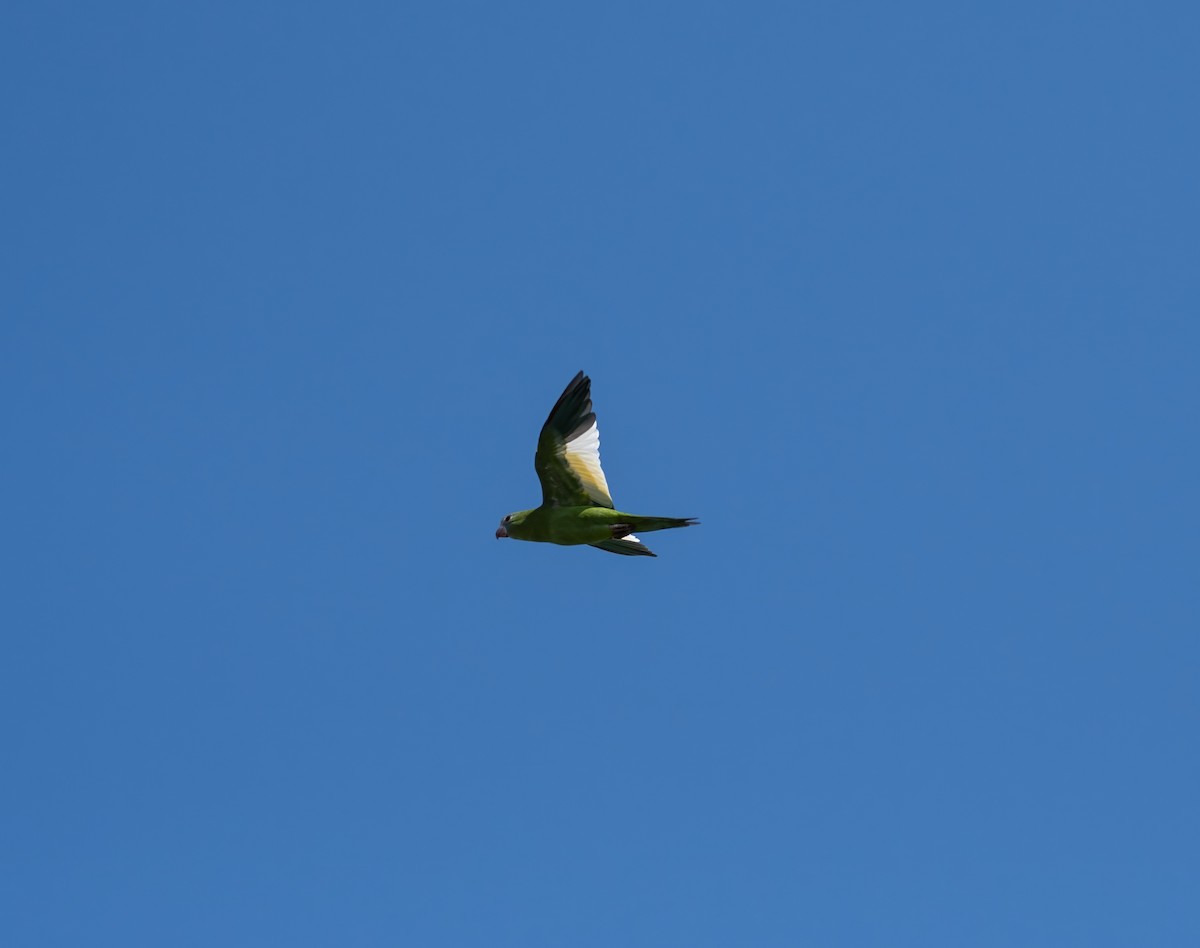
[[496, 371, 698, 557]]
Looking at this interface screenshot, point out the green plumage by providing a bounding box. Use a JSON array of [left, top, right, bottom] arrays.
[[496, 372, 698, 558]]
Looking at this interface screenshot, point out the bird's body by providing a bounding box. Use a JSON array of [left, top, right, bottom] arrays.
[[504, 505, 697, 547], [496, 372, 697, 558]]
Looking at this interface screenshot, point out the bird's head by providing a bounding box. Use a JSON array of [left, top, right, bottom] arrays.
[[495, 509, 532, 539]]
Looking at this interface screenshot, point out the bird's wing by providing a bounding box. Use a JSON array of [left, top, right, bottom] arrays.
[[534, 371, 614, 508], [590, 535, 655, 557]]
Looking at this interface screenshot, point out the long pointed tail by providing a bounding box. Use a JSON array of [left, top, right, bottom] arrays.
[[626, 516, 699, 534]]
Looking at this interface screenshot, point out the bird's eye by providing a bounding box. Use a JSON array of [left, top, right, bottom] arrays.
[[503, 515, 511, 523]]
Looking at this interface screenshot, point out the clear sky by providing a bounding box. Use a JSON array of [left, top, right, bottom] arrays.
[[4, 2, 1198, 945]]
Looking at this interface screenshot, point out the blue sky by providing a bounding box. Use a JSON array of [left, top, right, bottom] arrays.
[[4, 2, 1198, 945]]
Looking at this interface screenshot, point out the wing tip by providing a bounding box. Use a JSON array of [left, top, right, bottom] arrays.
[[544, 372, 593, 434]]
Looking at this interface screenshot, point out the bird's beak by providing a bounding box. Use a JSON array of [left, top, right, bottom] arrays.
[[495, 526, 508, 539]]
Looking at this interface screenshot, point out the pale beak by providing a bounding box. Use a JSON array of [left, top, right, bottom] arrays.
[[495, 526, 508, 539]]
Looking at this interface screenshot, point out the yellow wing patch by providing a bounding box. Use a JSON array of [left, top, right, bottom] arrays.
[[561, 420, 612, 507]]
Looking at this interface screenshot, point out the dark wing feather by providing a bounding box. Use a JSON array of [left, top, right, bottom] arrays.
[[590, 538, 656, 557]]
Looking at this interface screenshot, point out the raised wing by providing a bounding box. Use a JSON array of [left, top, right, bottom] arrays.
[[534, 371, 614, 508]]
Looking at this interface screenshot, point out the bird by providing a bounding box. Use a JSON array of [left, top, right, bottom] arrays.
[[495, 371, 698, 557]]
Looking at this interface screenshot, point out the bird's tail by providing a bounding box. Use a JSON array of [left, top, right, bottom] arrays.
[[625, 516, 699, 534]]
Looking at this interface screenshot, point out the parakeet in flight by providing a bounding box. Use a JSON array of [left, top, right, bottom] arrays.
[[495, 371, 698, 557]]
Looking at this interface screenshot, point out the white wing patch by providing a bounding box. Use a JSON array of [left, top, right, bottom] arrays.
[[563, 418, 613, 507]]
